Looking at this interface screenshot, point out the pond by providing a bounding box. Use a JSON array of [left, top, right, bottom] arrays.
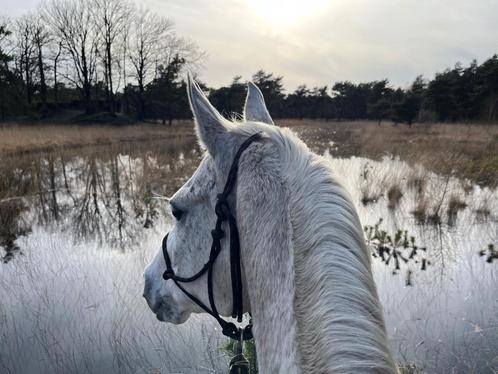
[[0, 126, 497, 373]]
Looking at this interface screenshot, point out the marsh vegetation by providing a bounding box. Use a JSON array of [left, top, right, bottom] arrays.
[[0, 120, 497, 373]]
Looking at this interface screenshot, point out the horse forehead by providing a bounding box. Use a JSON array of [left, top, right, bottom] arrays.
[[175, 154, 216, 200]]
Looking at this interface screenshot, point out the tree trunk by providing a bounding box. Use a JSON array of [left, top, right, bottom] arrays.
[[81, 44, 92, 114], [48, 157, 58, 220], [112, 156, 124, 242], [53, 61, 58, 108], [24, 55, 32, 106], [53, 42, 62, 108], [83, 80, 92, 114], [0, 99, 5, 120], [138, 77, 145, 121], [106, 42, 115, 115], [37, 44, 47, 113]]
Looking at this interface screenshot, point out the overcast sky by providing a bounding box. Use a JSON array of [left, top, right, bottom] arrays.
[[3, 0, 498, 91]]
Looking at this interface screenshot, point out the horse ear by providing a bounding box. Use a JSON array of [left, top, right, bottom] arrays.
[[187, 76, 230, 155], [243, 82, 274, 125]]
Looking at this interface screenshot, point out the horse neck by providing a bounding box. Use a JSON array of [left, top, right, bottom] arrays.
[[285, 150, 398, 373], [239, 132, 398, 373], [238, 132, 397, 373], [237, 136, 300, 373]]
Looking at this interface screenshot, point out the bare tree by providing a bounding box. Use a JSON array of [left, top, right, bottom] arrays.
[[0, 17, 11, 48], [91, 0, 133, 115], [128, 9, 173, 120], [31, 15, 51, 112], [0, 17, 14, 119], [41, 0, 99, 114], [14, 15, 37, 107], [160, 33, 205, 74], [50, 40, 63, 107], [127, 10, 204, 120]]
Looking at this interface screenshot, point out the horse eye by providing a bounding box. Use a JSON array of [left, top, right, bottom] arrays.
[[171, 206, 184, 221]]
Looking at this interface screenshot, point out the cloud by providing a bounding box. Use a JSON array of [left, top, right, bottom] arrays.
[[5, 0, 498, 90], [161, 0, 498, 89]]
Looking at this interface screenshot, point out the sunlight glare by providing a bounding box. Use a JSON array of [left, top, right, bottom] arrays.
[[250, 0, 327, 26]]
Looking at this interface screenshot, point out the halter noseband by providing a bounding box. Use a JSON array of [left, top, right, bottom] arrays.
[[161, 132, 263, 341]]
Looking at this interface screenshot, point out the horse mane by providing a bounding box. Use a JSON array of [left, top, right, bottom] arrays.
[[233, 122, 398, 373]]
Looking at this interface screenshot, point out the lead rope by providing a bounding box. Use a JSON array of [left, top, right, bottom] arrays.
[[229, 328, 250, 374]]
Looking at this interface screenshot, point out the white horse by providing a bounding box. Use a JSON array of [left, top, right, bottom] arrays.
[[144, 78, 398, 373]]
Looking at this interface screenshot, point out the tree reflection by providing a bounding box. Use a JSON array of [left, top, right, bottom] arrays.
[[0, 136, 200, 261], [0, 200, 29, 263]]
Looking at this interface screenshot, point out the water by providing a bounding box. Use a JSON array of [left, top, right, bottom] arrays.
[[328, 154, 498, 373], [0, 127, 497, 373]]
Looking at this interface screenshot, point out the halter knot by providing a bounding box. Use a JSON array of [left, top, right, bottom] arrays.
[[159, 132, 261, 344], [162, 270, 174, 280], [211, 228, 225, 240], [220, 321, 253, 341], [221, 322, 240, 340], [215, 198, 229, 220]]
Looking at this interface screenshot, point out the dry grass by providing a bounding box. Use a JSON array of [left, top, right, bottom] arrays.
[[447, 194, 468, 215], [387, 185, 403, 210], [398, 362, 422, 374], [447, 193, 468, 226], [282, 120, 498, 187], [0, 121, 195, 156], [1, 119, 497, 186], [1, 121, 496, 373], [412, 196, 430, 224]]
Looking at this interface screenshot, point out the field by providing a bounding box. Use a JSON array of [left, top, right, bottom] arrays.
[[0, 120, 497, 373], [2, 120, 497, 186]]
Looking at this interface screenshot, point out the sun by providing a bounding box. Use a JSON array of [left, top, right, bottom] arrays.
[[250, 0, 327, 26]]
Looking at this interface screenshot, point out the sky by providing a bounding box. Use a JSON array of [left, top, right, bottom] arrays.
[[3, 0, 498, 91]]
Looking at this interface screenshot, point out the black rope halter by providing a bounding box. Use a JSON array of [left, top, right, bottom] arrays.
[[161, 132, 263, 341]]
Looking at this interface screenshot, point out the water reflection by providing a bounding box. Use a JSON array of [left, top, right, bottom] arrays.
[[0, 136, 201, 261], [0, 131, 497, 373], [0, 200, 28, 262]]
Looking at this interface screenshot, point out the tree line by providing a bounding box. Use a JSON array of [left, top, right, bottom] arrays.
[[0, 0, 497, 124], [0, 0, 203, 120], [208, 59, 498, 125]]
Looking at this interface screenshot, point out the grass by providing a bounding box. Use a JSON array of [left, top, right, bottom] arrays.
[[447, 194, 468, 225], [0, 120, 195, 156], [0, 119, 497, 373], [0, 229, 229, 373], [282, 120, 498, 187], [479, 244, 498, 263], [1, 120, 497, 187], [0, 200, 28, 262], [398, 362, 422, 373], [364, 219, 429, 278], [387, 185, 403, 210]]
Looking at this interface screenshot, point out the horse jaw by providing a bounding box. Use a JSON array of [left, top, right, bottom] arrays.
[[143, 155, 235, 325]]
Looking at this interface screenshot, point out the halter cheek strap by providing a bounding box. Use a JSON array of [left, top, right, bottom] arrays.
[[161, 132, 263, 341]]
